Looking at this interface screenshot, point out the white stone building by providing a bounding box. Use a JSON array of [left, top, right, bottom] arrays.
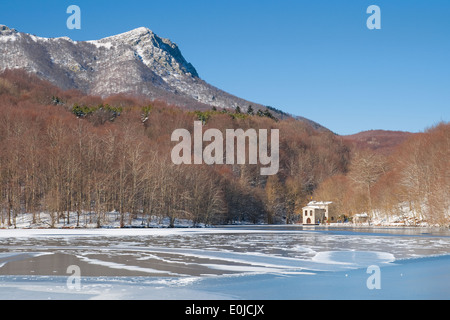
[[302, 201, 336, 225]]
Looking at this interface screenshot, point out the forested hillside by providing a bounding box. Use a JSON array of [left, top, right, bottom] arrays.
[[0, 70, 448, 228], [315, 124, 449, 226], [0, 70, 350, 227], [342, 130, 414, 155]]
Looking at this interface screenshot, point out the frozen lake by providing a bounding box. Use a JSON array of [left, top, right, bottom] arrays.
[[0, 225, 449, 300]]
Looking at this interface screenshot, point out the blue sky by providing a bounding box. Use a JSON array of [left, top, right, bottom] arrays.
[[1, 0, 449, 135]]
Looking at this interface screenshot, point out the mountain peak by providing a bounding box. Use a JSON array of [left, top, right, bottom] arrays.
[[100, 26, 153, 41], [131, 26, 152, 35], [89, 26, 199, 78], [0, 25, 265, 112]]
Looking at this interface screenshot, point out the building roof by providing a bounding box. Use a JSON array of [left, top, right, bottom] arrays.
[[302, 201, 333, 209], [354, 213, 368, 218], [307, 201, 333, 206]]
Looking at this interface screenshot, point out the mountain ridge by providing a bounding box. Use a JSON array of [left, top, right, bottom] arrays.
[[342, 129, 415, 155], [0, 24, 333, 130], [0, 25, 262, 111]]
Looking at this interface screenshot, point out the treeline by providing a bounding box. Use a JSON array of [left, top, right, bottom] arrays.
[[0, 70, 350, 227], [314, 123, 450, 226], [3, 70, 446, 228]]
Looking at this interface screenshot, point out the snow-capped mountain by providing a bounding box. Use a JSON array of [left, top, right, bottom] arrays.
[[0, 25, 263, 110]]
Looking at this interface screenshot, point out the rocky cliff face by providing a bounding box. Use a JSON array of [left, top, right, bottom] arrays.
[[0, 25, 262, 111]]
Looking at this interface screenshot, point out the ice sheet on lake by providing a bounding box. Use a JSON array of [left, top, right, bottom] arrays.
[[75, 254, 182, 276], [312, 251, 395, 268], [0, 252, 53, 268], [0, 226, 449, 299]]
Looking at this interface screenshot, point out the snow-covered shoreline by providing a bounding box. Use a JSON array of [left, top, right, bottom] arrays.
[[2, 211, 448, 231]]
